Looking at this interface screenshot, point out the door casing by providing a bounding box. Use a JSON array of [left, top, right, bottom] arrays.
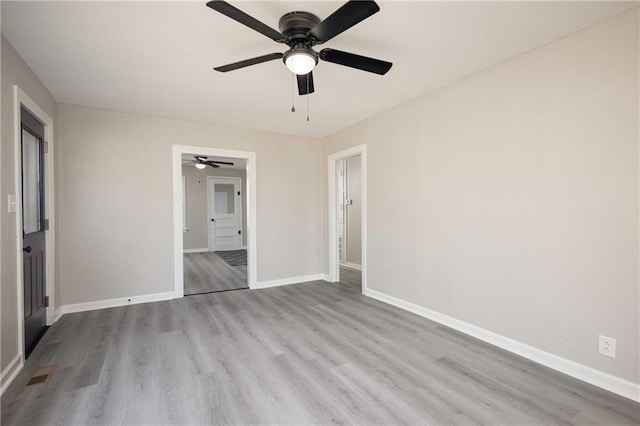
[[12, 85, 56, 364]]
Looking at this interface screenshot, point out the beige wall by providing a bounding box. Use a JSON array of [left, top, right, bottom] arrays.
[[323, 10, 639, 384], [56, 104, 323, 305], [182, 165, 247, 249], [1, 36, 58, 372]]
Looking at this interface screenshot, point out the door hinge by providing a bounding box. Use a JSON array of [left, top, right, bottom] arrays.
[[238, 230, 241, 235], [237, 191, 241, 196], [43, 141, 49, 154], [45, 296, 50, 307], [43, 219, 49, 231]]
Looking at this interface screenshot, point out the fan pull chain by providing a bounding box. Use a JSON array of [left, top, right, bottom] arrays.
[[290, 73, 296, 113]]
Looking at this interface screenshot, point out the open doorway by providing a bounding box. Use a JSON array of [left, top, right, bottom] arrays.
[[328, 144, 367, 293], [172, 146, 257, 298], [336, 155, 362, 289], [181, 154, 248, 295]]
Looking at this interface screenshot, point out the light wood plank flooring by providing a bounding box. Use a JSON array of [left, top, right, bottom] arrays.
[[183, 251, 247, 295], [2, 273, 638, 425]]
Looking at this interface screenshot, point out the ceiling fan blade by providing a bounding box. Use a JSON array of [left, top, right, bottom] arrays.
[[319, 49, 392, 75], [205, 162, 221, 168], [214, 53, 283, 72], [309, 1, 379, 44], [206, 1, 286, 43], [209, 160, 235, 166], [297, 72, 314, 96]]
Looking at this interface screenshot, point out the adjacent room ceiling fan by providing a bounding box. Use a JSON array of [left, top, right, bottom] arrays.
[[185, 156, 234, 169], [206, 0, 393, 96]]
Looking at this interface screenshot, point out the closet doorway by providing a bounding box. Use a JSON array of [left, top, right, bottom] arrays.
[[328, 144, 367, 292], [337, 156, 362, 272]]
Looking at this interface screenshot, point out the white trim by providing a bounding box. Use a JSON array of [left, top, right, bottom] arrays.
[[173, 145, 257, 297], [253, 274, 327, 290], [0, 354, 23, 396], [251, 274, 327, 290], [340, 262, 362, 271], [182, 175, 187, 230], [206, 176, 243, 251], [183, 248, 209, 254], [58, 291, 175, 315], [53, 308, 64, 323], [13, 86, 57, 372], [328, 145, 367, 294], [364, 288, 640, 403]]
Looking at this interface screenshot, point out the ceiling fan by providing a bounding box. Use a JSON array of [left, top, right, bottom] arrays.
[[206, 0, 393, 96], [185, 156, 235, 169]]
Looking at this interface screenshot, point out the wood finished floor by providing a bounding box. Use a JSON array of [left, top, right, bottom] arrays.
[[2, 268, 638, 425], [183, 251, 247, 295]]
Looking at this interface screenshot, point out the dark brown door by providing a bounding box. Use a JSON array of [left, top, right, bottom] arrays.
[[21, 106, 47, 358]]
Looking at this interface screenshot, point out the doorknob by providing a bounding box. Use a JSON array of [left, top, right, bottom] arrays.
[[23, 246, 31, 253], [211, 218, 215, 222]]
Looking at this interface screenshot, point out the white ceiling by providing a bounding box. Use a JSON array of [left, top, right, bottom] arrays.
[[2, 1, 637, 138]]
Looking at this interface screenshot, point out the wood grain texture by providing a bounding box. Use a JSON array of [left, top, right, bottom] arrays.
[[2, 267, 638, 425], [183, 251, 247, 294]]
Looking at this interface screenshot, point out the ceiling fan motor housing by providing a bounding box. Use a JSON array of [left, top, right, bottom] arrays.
[[278, 11, 321, 46]]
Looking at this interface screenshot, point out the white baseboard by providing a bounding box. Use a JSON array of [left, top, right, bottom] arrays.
[[253, 274, 327, 290], [183, 248, 209, 254], [340, 262, 362, 271], [364, 288, 640, 403], [59, 291, 176, 316], [53, 307, 64, 323], [1, 353, 23, 396]]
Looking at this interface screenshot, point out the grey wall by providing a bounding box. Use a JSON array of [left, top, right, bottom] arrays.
[[182, 165, 247, 249], [345, 155, 361, 266], [1, 35, 58, 372], [56, 103, 323, 305], [323, 10, 639, 384]]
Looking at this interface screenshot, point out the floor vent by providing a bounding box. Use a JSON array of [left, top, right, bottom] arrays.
[[24, 364, 57, 387]]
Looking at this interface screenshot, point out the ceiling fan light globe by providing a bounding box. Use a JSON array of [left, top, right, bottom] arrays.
[[285, 52, 316, 75], [195, 163, 206, 169]]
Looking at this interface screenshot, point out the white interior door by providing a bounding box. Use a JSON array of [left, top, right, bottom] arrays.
[[208, 177, 242, 251]]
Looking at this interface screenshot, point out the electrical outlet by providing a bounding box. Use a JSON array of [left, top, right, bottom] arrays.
[[598, 335, 616, 359]]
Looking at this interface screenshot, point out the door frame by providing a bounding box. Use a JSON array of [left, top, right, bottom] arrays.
[[13, 85, 56, 362], [172, 145, 257, 296], [206, 176, 243, 252], [328, 144, 367, 293]]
